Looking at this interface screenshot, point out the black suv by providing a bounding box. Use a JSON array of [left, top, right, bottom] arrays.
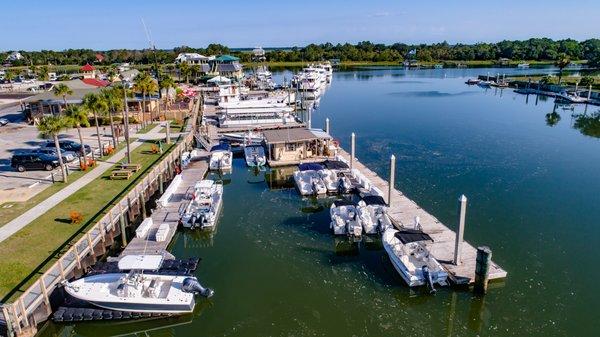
[[44, 140, 91, 156], [11, 153, 60, 172]]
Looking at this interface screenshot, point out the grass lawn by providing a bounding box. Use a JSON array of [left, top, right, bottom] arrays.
[[135, 123, 157, 134], [0, 139, 136, 227], [0, 140, 175, 301], [506, 74, 600, 89]]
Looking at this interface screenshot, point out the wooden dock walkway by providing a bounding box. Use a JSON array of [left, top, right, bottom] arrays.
[[119, 153, 209, 259], [337, 149, 507, 284]]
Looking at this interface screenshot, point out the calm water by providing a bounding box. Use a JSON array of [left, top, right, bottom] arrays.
[[41, 67, 600, 336]]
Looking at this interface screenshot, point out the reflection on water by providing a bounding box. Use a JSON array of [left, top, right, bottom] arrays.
[[43, 66, 600, 337]]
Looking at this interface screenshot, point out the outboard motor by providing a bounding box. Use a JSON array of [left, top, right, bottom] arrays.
[[182, 277, 214, 298], [422, 266, 436, 294], [188, 215, 197, 229]]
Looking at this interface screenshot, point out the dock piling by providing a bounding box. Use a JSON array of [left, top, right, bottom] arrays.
[[474, 246, 492, 294], [166, 121, 171, 144], [325, 118, 330, 134], [588, 85, 592, 100], [119, 213, 127, 247], [350, 132, 355, 170], [453, 194, 467, 265], [388, 154, 396, 206]]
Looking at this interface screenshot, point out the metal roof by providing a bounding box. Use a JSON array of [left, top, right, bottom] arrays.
[[262, 128, 321, 144]]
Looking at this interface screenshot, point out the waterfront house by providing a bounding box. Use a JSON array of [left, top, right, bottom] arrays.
[[209, 55, 243, 80], [262, 128, 334, 166], [175, 53, 212, 76], [5, 51, 24, 62]]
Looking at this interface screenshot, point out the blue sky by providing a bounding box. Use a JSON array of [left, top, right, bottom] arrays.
[[1, 0, 598, 51]]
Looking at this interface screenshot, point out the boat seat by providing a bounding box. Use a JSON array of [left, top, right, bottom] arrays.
[[400, 255, 417, 273]]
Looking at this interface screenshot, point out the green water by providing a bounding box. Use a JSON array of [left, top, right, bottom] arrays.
[[41, 67, 600, 336]]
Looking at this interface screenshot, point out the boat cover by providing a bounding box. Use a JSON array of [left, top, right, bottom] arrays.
[[298, 163, 324, 171], [332, 199, 357, 207], [210, 143, 231, 152], [394, 229, 434, 244], [323, 160, 350, 170], [362, 195, 387, 206]]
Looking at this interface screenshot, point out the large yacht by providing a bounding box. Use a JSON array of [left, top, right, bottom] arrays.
[[62, 255, 213, 314]]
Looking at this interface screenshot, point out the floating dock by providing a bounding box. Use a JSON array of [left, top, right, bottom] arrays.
[[337, 149, 507, 284], [118, 154, 209, 259]]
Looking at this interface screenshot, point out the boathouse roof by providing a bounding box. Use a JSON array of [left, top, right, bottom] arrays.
[[215, 55, 240, 62], [263, 128, 321, 144]]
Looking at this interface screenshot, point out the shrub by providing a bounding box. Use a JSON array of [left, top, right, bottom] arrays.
[[70, 211, 83, 224]]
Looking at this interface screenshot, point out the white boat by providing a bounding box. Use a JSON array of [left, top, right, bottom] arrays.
[[555, 91, 588, 103], [517, 63, 530, 69], [434, 64, 443, 69], [181, 180, 223, 230], [63, 255, 213, 314], [382, 228, 448, 291], [322, 160, 352, 193], [244, 145, 266, 167], [329, 200, 361, 237], [293, 163, 327, 196], [209, 143, 233, 171], [357, 195, 393, 234], [220, 130, 264, 145], [318, 169, 339, 193]]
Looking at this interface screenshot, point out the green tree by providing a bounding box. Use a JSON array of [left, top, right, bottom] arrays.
[[52, 83, 73, 109], [579, 76, 595, 87], [554, 53, 571, 84], [37, 65, 50, 81], [82, 93, 108, 155], [37, 115, 68, 182], [133, 72, 158, 124], [159, 75, 176, 109], [63, 105, 90, 160], [101, 87, 124, 146], [177, 62, 191, 83]]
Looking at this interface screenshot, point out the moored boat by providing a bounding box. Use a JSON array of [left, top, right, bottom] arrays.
[[180, 180, 223, 230]]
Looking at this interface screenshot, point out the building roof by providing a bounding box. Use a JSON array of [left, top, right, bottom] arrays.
[[82, 78, 110, 87], [23, 88, 101, 104], [263, 128, 323, 144], [80, 63, 95, 72], [207, 76, 231, 84], [95, 53, 105, 62], [218, 63, 242, 72], [215, 55, 240, 62]]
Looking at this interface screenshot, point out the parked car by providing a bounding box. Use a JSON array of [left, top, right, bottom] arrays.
[[11, 153, 60, 172], [31, 148, 76, 162], [44, 140, 91, 156], [0, 118, 8, 126]]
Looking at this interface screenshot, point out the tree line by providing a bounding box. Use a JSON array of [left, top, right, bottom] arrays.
[[2, 39, 600, 66]]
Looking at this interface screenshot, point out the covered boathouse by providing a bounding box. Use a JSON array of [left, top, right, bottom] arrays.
[[262, 128, 335, 166]]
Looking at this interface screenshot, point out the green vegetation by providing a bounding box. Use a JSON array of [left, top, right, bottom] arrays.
[[37, 116, 69, 182], [507, 74, 600, 89], [0, 140, 174, 300], [2, 39, 600, 67]]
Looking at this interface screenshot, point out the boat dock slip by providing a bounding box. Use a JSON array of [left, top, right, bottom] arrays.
[[119, 154, 209, 259], [337, 149, 507, 284]]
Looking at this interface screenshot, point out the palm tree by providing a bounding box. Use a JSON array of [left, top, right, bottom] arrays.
[[191, 64, 201, 81], [133, 72, 158, 125], [4, 70, 15, 83], [177, 62, 190, 84], [37, 115, 68, 182], [64, 105, 90, 162], [101, 87, 124, 147], [106, 66, 118, 82], [37, 65, 49, 81], [555, 53, 571, 85], [53, 83, 73, 111], [159, 75, 177, 109], [82, 93, 108, 155]]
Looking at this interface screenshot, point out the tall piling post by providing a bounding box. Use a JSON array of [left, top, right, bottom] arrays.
[[119, 213, 127, 247], [388, 154, 396, 206], [474, 246, 492, 294], [139, 191, 147, 219], [166, 121, 171, 144], [350, 132, 355, 170], [588, 84, 592, 100], [159, 174, 164, 194], [325, 118, 330, 134], [453, 194, 467, 265]]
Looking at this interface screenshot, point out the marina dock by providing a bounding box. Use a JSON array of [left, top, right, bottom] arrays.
[[118, 155, 209, 259], [337, 148, 507, 284]]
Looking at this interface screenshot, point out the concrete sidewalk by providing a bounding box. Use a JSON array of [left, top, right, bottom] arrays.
[[0, 125, 165, 243]]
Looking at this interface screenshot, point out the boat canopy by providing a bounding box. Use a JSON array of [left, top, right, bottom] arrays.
[[210, 143, 231, 152], [323, 160, 349, 170], [394, 229, 434, 244], [118, 255, 164, 271], [362, 195, 387, 206], [332, 199, 357, 207], [298, 163, 324, 171]]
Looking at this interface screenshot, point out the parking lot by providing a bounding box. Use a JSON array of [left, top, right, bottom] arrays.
[[0, 105, 130, 202]]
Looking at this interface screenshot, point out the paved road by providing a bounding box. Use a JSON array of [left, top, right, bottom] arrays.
[[0, 124, 165, 243]]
